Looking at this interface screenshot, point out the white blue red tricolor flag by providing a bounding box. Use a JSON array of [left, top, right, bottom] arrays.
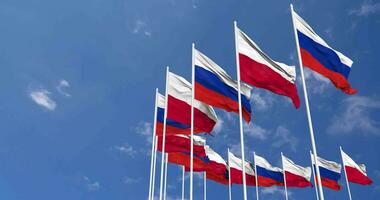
[[293, 10, 357, 94], [254, 154, 284, 187], [310, 153, 342, 190], [194, 48, 252, 122]]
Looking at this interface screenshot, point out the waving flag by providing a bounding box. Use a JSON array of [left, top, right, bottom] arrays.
[[254, 154, 284, 187], [282, 155, 312, 187], [292, 10, 357, 94], [341, 149, 373, 185], [228, 151, 256, 186], [205, 146, 229, 185], [311, 153, 342, 190], [167, 72, 218, 134], [236, 27, 300, 108], [157, 135, 206, 157], [156, 93, 192, 136], [168, 152, 210, 172], [194, 48, 252, 122]]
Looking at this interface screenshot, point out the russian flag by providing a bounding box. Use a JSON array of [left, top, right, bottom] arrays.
[[311, 153, 342, 190], [228, 151, 256, 186], [282, 155, 312, 188], [167, 72, 218, 134], [155, 93, 192, 136], [205, 146, 229, 185], [293, 10, 357, 94], [254, 154, 284, 187], [341, 149, 373, 185], [157, 135, 206, 157], [236, 27, 301, 108], [194, 48, 252, 122]]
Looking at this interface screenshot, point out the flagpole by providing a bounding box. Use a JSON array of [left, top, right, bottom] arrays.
[[228, 148, 232, 200], [164, 153, 168, 200], [234, 20, 248, 200], [253, 152, 259, 200], [281, 153, 289, 200], [190, 42, 195, 200], [182, 166, 185, 200], [152, 135, 158, 200], [204, 172, 207, 200], [290, 4, 325, 200], [159, 67, 170, 200], [310, 151, 320, 200], [340, 146, 353, 200], [148, 89, 159, 200]]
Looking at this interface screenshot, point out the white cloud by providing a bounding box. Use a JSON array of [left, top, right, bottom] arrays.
[[303, 68, 330, 94], [349, 1, 380, 16], [114, 143, 137, 157], [328, 96, 380, 135], [213, 118, 224, 134], [136, 122, 153, 144], [56, 79, 71, 97], [244, 123, 269, 140], [132, 20, 151, 36], [251, 91, 275, 111], [261, 186, 292, 198], [29, 89, 57, 111], [271, 126, 298, 152], [83, 176, 100, 191], [124, 176, 141, 184]]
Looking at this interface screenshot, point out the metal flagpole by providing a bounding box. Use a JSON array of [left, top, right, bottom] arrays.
[[159, 67, 170, 200], [340, 146, 353, 200], [233, 20, 248, 200], [204, 172, 207, 200], [190, 43, 195, 200], [228, 148, 232, 200], [310, 151, 320, 200], [182, 166, 185, 200], [290, 4, 325, 200], [253, 152, 259, 200], [152, 135, 158, 200], [281, 153, 289, 200], [164, 153, 168, 200], [148, 89, 159, 200]]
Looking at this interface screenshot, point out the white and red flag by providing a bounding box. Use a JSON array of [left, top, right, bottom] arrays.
[[282, 155, 312, 188], [341, 149, 373, 185], [228, 151, 256, 186], [236, 27, 300, 108]]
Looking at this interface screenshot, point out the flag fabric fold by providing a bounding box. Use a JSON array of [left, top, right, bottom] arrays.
[[341, 150, 373, 185], [157, 135, 206, 157], [205, 146, 229, 185], [166, 72, 218, 134], [254, 154, 284, 187], [168, 152, 210, 172], [228, 152, 256, 186], [194, 48, 252, 122], [311, 153, 342, 190], [282, 155, 312, 188], [292, 10, 357, 94], [236, 27, 300, 108]]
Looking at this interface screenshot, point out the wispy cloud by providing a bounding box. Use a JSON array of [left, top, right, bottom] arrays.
[[56, 79, 71, 97], [271, 126, 298, 152], [213, 118, 224, 134], [29, 89, 57, 111], [349, 1, 380, 16], [251, 91, 275, 111], [123, 176, 141, 184], [113, 143, 137, 157], [328, 96, 380, 135], [132, 20, 151, 36], [136, 122, 153, 143], [261, 186, 292, 198], [244, 123, 269, 140], [83, 176, 100, 191], [303, 68, 331, 94]]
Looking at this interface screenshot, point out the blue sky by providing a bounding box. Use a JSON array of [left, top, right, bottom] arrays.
[[0, 0, 379, 199]]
